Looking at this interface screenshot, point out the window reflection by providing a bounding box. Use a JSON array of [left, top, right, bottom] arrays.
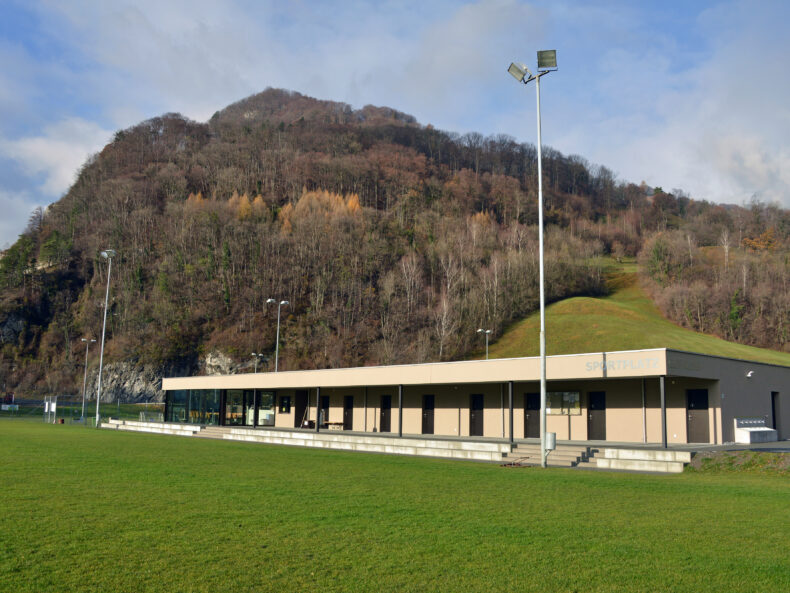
[[258, 391, 275, 426]]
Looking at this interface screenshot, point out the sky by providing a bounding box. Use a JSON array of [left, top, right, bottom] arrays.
[[1, 0, 789, 248]]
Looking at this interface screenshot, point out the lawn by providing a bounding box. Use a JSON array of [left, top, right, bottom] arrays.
[[486, 265, 790, 367], [1, 422, 788, 592]]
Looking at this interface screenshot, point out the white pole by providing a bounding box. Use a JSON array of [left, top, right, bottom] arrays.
[[536, 73, 548, 468], [275, 303, 282, 372], [485, 333, 489, 360], [95, 254, 113, 428]]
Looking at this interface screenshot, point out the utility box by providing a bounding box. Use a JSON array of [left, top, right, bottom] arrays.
[[546, 432, 556, 451]]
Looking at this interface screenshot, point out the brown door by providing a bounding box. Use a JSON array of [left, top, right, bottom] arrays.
[[588, 391, 606, 441], [524, 393, 540, 438], [343, 395, 354, 430], [380, 395, 391, 432], [294, 390, 308, 428], [470, 394, 484, 437], [422, 395, 434, 435], [686, 389, 709, 443]]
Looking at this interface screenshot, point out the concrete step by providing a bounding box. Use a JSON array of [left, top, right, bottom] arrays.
[[596, 458, 685, 473], [101, 422, 200, 437], [602, 448, 692, 463], [226, 427, 511, 453], [509, 448, 589, 458], [221, 431, 504, 461], [502, 456, 577, 468], [505, 444, 591, 467], [593, 448, 690, 472]]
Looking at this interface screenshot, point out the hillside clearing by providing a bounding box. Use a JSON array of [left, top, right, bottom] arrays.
[[485, 265, 790, 367]]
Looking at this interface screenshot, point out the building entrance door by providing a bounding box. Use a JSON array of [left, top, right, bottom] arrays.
[[587, 391, 606, 440], [294, 390, 308, 428], [380, 395, 391, 432], [320, 395, 330, 429], [686, 389, 709, 443], [422, 395, 434, 435], [224, 389, 244, 426], [524, 393, 540, 438], [343, 395, 354, 430], [470, 394, 484, 437]]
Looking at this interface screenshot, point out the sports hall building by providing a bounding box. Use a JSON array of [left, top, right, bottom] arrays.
[[161, 348, 789, 446]]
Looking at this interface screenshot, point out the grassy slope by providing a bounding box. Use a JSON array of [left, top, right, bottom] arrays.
[[1, 422, 789, 593], [486, 262, 790, 366]]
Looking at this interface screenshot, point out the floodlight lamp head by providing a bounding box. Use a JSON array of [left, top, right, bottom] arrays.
[[100, 249, 116, 259], [508, 62, 531, 83], [266, 298, 276, 304], [280, 300, 289, 306], [537, 49, 557, 71]]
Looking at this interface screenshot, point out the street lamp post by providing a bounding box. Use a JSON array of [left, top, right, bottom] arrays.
[[95, 249, 116, 428], [477, 329, 492, 360], [266, 299, 289, 372], [509, 50, 557, 468], [250, 352, 264, 373], [80, 338, 96, 420]]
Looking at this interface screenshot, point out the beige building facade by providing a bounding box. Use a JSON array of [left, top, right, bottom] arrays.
[[161, 349, 789, 446]]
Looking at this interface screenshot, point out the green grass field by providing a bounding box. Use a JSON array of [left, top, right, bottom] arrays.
[[1, 422, 788, 593], [486, 264, 790, 366]]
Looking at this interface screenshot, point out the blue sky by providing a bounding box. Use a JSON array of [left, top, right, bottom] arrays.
[[1, 0, 789, 247]]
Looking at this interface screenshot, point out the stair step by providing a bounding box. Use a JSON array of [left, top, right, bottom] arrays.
[[596, 458, 685, 473]]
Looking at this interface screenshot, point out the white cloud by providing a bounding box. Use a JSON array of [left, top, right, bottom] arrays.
[[0, 190, 42, 250], [0, 117, 112, 196], [545, 1, 790, 207]]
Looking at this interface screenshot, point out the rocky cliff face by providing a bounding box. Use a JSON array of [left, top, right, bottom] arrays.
[[0, 312, 25, 345], [86, 350, 247, 403]]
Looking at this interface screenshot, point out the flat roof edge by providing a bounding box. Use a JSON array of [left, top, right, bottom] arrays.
[[162, 348, 670, 387], [666, 348, 790, 370]]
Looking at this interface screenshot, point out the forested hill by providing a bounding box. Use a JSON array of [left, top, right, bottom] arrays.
[[1, 88, 788, 400]]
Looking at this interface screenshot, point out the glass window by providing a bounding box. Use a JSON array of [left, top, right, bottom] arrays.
[[189, 389, 220, 425], [546, 391, 581, 415], [257, 391, 275, 426], [167, 390, 188, 423], [225, 390, 244, 425]]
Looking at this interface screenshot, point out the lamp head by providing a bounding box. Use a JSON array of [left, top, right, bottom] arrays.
[[537, 49, 558, 71], [508, 62, 531, 83], [100, 249, 116, 259], [280, 300, 289, 306], [266, 298, 276, 304]]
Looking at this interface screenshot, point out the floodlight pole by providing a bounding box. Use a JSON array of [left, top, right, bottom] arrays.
[[250, 352, 263, 373], [95, 249, 115, 428], [80, 338, 96, 419], [535, 71, 548, 469], [477, 329, 492, 360], [509, 52, 555, 468], [267, 299, 289, 372]]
